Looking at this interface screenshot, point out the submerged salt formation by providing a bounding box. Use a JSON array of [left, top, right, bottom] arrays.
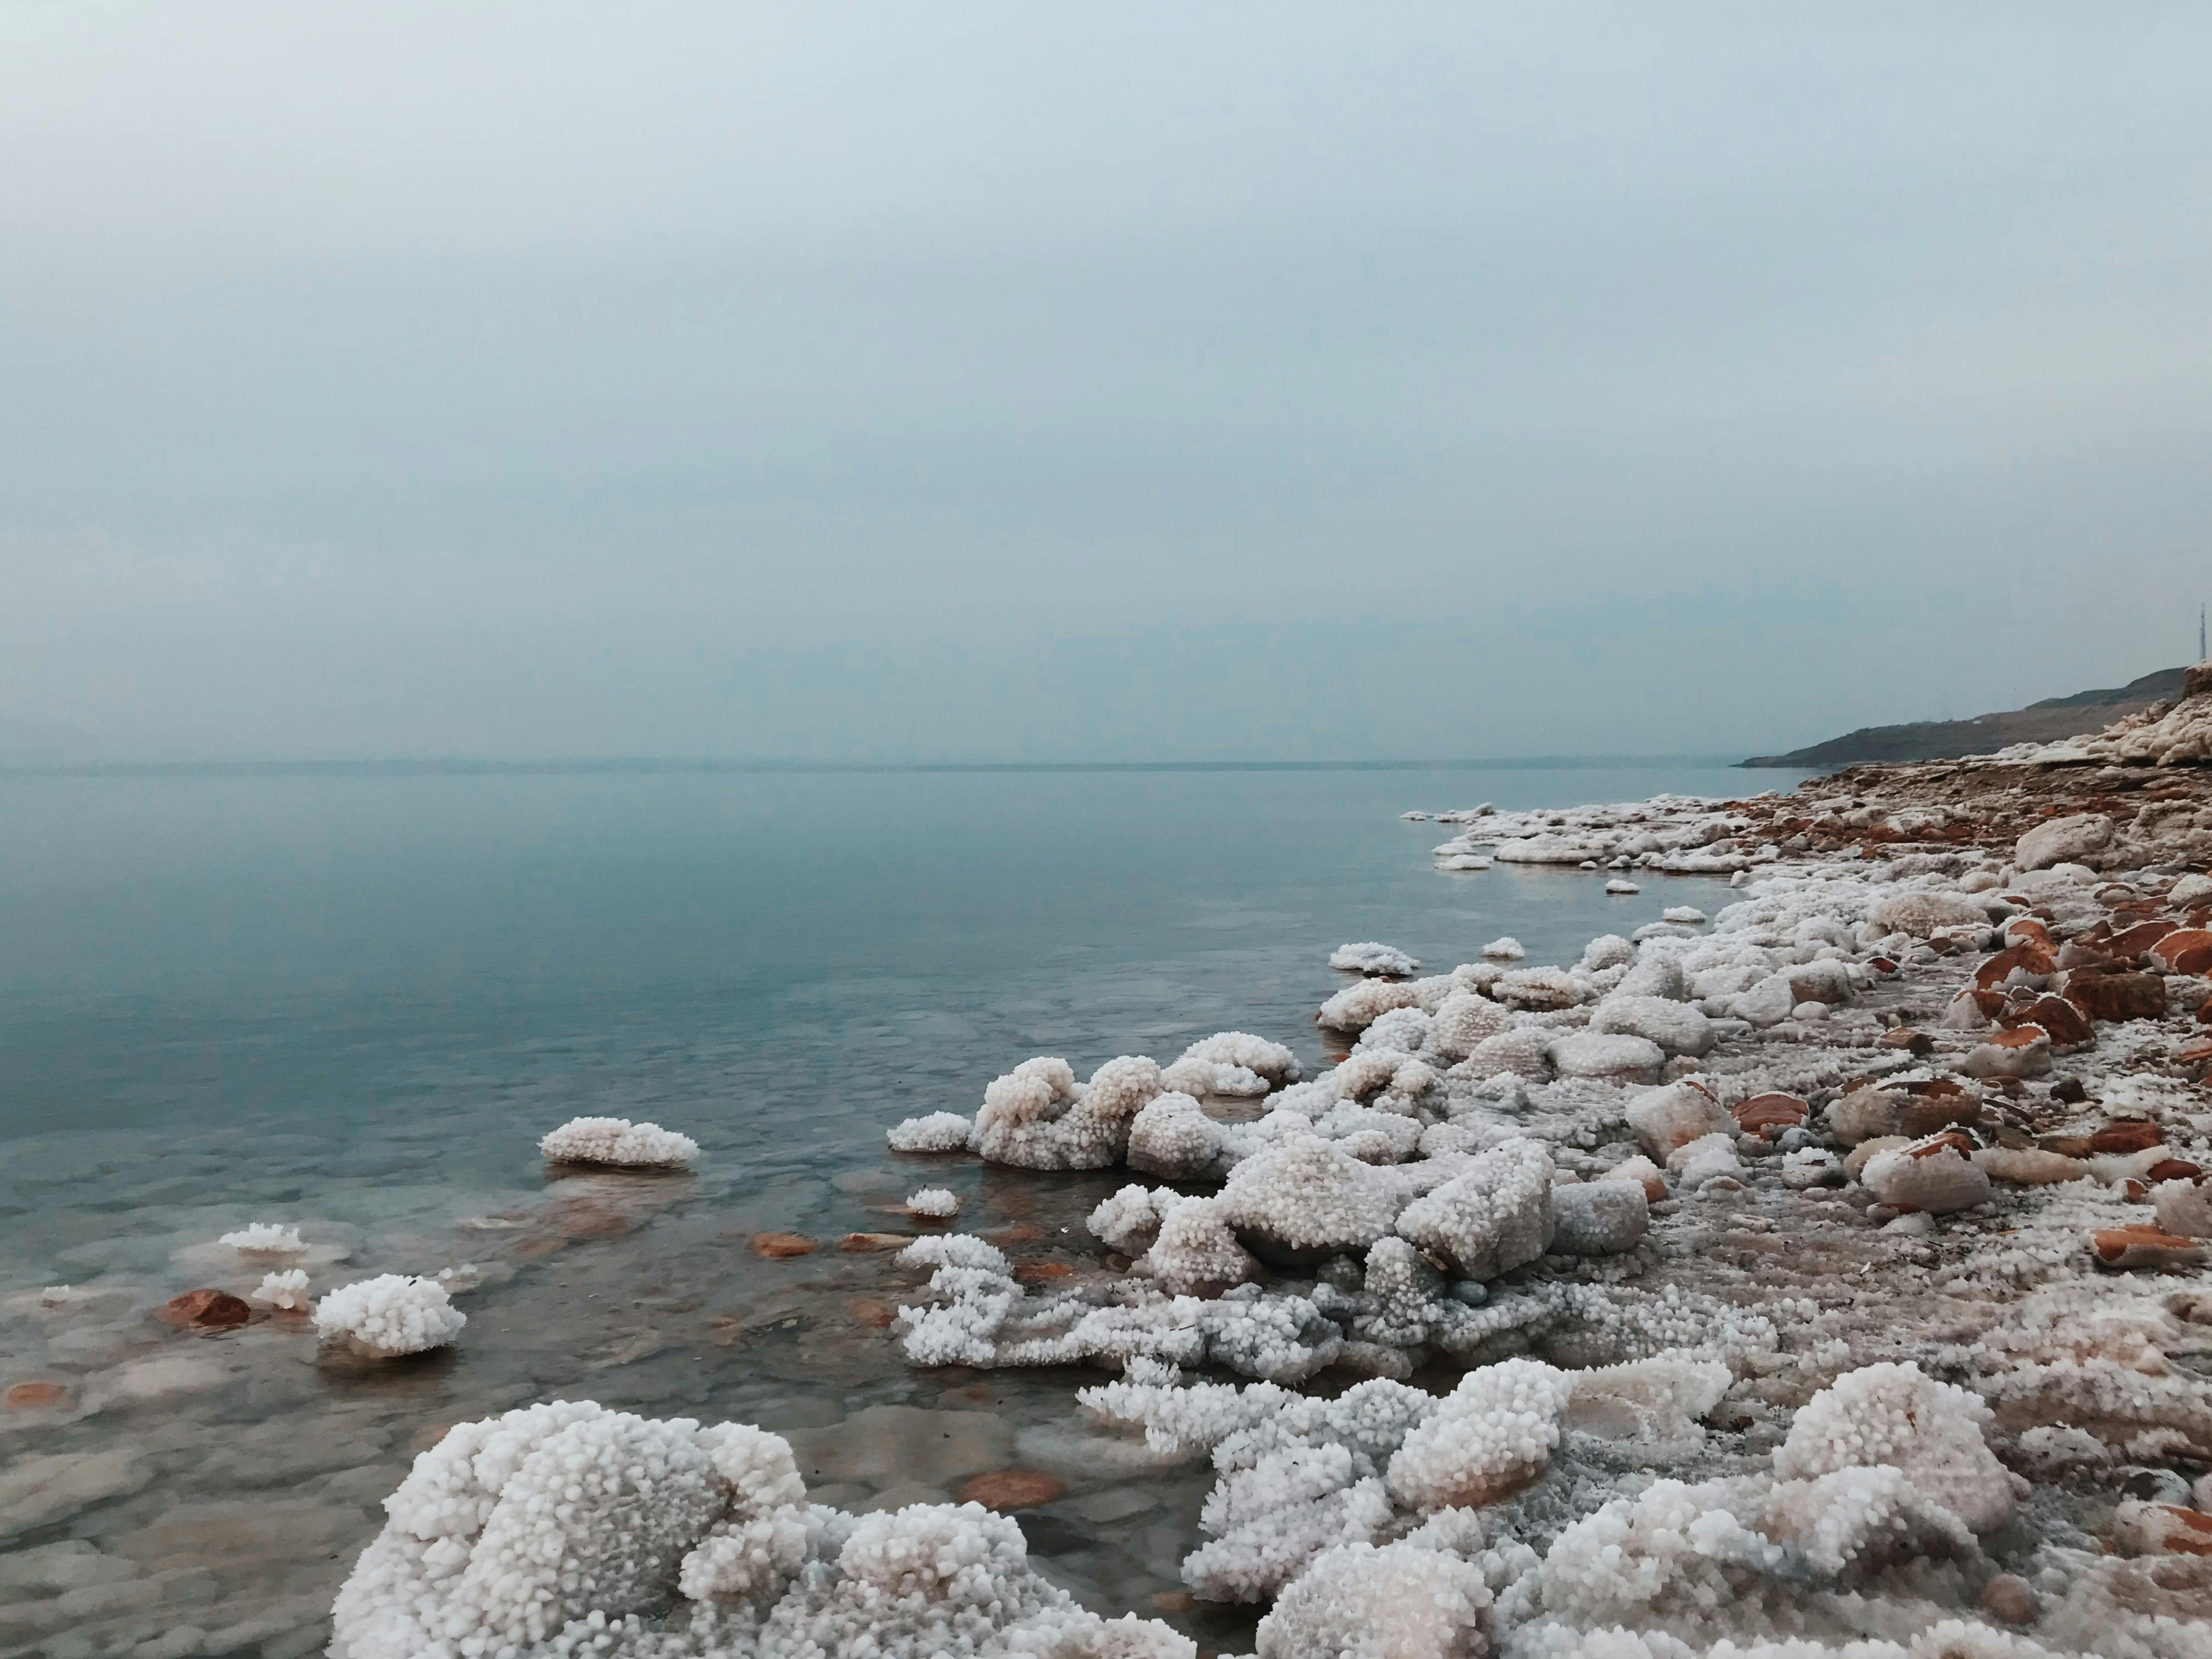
[[330, 1401, 1194, 1659], [219, 1221, 306, 1254], [313, 1273, 467, 1358], [540, 1116, 701, 1169]]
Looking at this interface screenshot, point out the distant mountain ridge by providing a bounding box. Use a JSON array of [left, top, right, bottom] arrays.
[[1740, 666, 2187, 769]]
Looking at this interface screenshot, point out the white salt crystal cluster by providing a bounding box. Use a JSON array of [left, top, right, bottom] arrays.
[[1330, 941, 1421, 976], [538, 1115, 699, 1168], [218, 1222, 305, 1254], [885, 1109, 973, 1153], [251, 1268, 311, 1310], [903, 1186, 958, 1218], [313, 1273, 467, 1358], [331, 1402, 1193, 1659]]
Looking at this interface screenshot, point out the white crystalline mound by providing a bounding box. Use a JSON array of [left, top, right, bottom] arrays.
[[1178, 1031, 1301, 1086], [1544, 1032, 1664, 1084], [1385, 1357, 1577, 1513], [1549, 1182, 1649, 1256], [313, 1274, 466, 1358], [1144, 1199, 1260, 1297], [1127, 1092, 1232, 1180], [1253, 1538, 1492, 1659], [888, 1110, 974, 1153], [1331, 942, 1422, 977], [1482, 936, 1526, 960], [1624, 1081, 1733, 1160], [1773, 1362, 2013, 1533], [219, 1222, 306, 1254], [1395, 1138, 1555, 1280], [1493, 967, 1583, 1011], [976, 1054, 1163, 1171], [1425, 992, 1513, 1063], [332, 1402, 1193, 1659], [1587, 995, 1715, 1058], [905, 1187, 959, 1217], [1355, 1005, 1435, 1057], [1863, 890, 1989, 938], [1220, 1137, 1402, 1260], [1860, 1141, 1990, 1216], [1662, 906, 1706, 924], [539, 1116, 701, 1169], [252, 1268, 312, 1310], [1319, 977, 1426, 1032]]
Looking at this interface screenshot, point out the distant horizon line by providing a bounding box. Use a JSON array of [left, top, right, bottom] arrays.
[[0, 753, 1769, 781]]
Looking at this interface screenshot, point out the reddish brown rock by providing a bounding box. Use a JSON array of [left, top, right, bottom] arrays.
[[2155, 929, 2212, 974], [2002, 918, 2056, 951], [2130, 1505, 2212, 1557], [986, 1224, 1046, 1245], [846, 1296, 897, 1329], [957, 1468, 1067, 1510], [4, 1381, 69, 1412], [2091, 1120, 2164, 1155], [1975, 943, 2056, 990], [1879, 1026, 1932, 1054], [2107, 920, 2181, 961], [2090, 1226, 2205, 1270], [156, 1289, 252, 1330], [1999, 995, 2094, 1051], [750, 1233, 819, 1259], [1897, 1080, 1982, 1137], [837, 1232, 913, 1252], [2062, 969, 2169, 1024], [2148, 1159, 2205, 1184], [2178, 1041, 2212, 1066], [1979, 1573, 2038, 1626], [1731, 1093, 1809, 1135], [1012, 1262, 1075, 1284]]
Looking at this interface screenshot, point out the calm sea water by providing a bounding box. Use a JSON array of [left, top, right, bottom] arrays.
[[0, 761, 1800, 1651]]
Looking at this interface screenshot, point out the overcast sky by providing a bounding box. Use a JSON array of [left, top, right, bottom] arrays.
[[4, 2, 2208, 761]]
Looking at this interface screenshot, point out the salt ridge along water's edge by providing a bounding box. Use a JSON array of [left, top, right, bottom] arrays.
[[320, 678, 2210, 1656]]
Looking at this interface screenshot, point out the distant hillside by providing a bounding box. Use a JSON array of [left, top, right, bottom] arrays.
[[1740, 666, 2186, 769]]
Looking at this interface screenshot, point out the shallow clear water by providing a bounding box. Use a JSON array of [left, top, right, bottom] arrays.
[[0, 762, 1797, 1655]]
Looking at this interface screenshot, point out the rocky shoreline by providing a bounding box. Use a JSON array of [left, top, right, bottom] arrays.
[[13, 679, 2212, 1658]]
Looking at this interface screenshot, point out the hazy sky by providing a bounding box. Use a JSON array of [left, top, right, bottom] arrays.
[[4, 2, 2209, 761]]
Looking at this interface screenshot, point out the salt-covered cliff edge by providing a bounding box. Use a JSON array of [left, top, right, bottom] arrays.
[[319, 670, 2212, 1659]]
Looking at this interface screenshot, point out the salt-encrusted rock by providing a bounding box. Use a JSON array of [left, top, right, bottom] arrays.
[[251, 1269, 311, 1310], [1579, 933, 1636, 972], [1860, 1136, 1991, 1215], [2172, 872, 2212, 907], [1544, 1031, 1664, 1084], [1587, 993, 1716, 1057], [1773, 1361, 2013, 1532], [1172, 1031, 1301, 1091], [1662, 905, 1706, 924], [887, 1110, 973, 1153], [1613, 946, 1689, 1001], [1421, 992, 1512, 1063], [1353, 1006, 1433, 1056], [1393, 1138, 1554, 1280], [1252, 1538, 1491, 1659], [1127, 1092, 1231, 1181], [976, 1054, 1163, 1170], [1607, 1154, 1667, 1201], [1330, 942, 1420, 977], [2154, 1176, 2212, 1238], [2089, 1224, 2206, 1271], [1961, 1026, 2053, 1079], [1451, 1028, 1551, 1082], [1666, 1132, 1744, 1187], [313, 1274, 466, 1358], [1480, 936, 1525, 960], [159, 1288, 251, 1330], [1492, 966, 1582, 1011], [1385, 1357, 1576, 1510], [1624, 1079, 1733, 1160], [1141, 1200, 1260, 1297], [1317, 978, 1425, 1034], [1220, 1138, 1401, 1265], [219, 1223, 305, 1254], [332, 1402, 1189, 1659], [1550, 1180, 1649, 1255], [2016, 811, 2115, 871], [1865, 890, 1990, 938], [1604, 877, 1640, 894], [905, 1187, 959, 1218], [539, 1116, 699, 1169]]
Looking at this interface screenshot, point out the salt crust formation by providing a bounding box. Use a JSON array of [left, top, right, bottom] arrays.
[[252, 1267, 312, 1309], [540, 1117, 701, 1169], [219, 1221, 306, 1253], [1331, 941, 1423, 977], [337, 681, 2212, 1658], [314, 1274, 469, 1358], [331, 1401, 1195, 1659], [905, 1187, 960, 1217]]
